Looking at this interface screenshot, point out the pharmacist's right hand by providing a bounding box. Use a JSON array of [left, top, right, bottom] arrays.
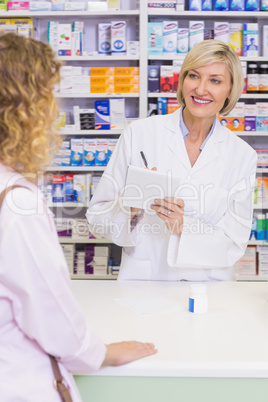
[[130, 166, 157, 219]]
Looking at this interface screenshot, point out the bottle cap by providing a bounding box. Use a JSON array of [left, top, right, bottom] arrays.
[[190, 284, 207, 295]]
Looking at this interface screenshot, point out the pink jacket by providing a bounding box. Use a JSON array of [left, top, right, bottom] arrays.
[[0, 164, 106, 401]]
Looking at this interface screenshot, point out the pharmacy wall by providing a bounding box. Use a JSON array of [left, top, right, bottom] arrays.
[[1, 0, 268, 281]]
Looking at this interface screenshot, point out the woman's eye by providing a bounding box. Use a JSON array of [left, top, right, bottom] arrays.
[[211, 79, 221, 84], [189, 73, 198, 79]]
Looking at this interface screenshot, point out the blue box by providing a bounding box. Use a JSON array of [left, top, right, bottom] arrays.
[[148, 22, 163, 56], [94, 100, 110, 130], [213, 0, 229, 10]]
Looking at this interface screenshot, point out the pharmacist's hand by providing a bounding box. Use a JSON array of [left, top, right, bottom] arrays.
[[102, 341, 157, 367], [150, 197, 184, 236], [130, 167, 157, 219]]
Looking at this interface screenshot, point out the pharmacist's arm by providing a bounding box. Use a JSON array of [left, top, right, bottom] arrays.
[[1, 188, 106, 373], [167, 156, 257, 269], [86, 126, 137, 247]]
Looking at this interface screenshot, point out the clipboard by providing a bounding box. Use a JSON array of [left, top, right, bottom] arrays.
[[122, 165, 181, 210]]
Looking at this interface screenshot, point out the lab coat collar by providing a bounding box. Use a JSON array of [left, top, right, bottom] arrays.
[[165, 108, 227, 172]]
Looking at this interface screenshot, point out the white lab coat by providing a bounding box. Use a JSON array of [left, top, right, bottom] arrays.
[[87, 109, 257, 281], [0, 164, 106, 401]]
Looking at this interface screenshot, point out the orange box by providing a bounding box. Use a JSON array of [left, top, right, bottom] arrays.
[[90, 67, 114, 76], [114, 75, 139, 85], [90, 76, 114, 85], [90, 84, 114, 93], [114, 67, 139, 76], [167, 99, 180, 114], [114, 84, 139, 93], [219, 117, 244, 131]]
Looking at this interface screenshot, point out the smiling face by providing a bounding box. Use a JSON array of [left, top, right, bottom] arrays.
[[182, 62, 232, 119]]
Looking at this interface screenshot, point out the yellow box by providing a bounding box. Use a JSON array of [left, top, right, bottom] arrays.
[[90, 76, 114, 85], [114, 67, 139, 76], [0, 19, 10, 24], [114, 84, 139, 93], [90, 84, 114, 93], [90, 67, 114, 76], [114, 75, 139, 85], [11, 18, 34, 36]]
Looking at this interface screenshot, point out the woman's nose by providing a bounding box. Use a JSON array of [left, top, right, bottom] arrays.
[[195, 80, 207, 95]]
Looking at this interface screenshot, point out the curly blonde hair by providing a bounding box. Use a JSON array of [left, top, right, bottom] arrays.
[[0, 33, 63, 176]]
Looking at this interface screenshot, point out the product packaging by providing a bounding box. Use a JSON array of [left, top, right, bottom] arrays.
[[148, 22, 163, 55], [98, 23, 111, 55], [163, 21, 178, 54], [111, 21, 126, 54], [242, 23, 259, 57], [189, 21, 204, 50]]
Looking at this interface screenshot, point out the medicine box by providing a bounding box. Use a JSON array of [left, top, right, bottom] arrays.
[[58, 24, 72, 56], [91, 67, 114, 76], [114, 67, 139, 76], [244, 104, 256, 131], [243, 23, 259, 57], [79, 108, 95, 130], [163, 21, 178, 54], [148, 22, 163, 56], [94, 100, 110, 130], [91, 76, 114, 85], [189, 21, 204, 50], [230, 0, 244, 11], [213, 0, 229, 10], [214, 22, 229, 44], [110, 98, 125, 130], [90, 84, 114, 93], [114, 75, 139, 85], [235, 246, 256, 276], [111, 21, 126, 54], [73, 175, 86, 203], [189, 0, 201, 10], [160, 66, 174, 92], [228, 23, 242, 56], [148, 65, 160, 92], [65, 174, 74, 202], [7, 1, 29, 10], [83, 139, 96, 166], [114, 84, 139, 93], [71, 138, 83, 167], [98, 23, 111, 55], [177, 28, 189, 53], [95, 139, 108, 166], [52, 175, 65, 203], [108, 139, 117, 162]]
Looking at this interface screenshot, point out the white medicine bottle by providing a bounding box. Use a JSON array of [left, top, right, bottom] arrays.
[[189, 284, 208, 314]]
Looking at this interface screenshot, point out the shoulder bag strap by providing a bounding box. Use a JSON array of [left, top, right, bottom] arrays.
[[0, 185, 73, 402], [0, 185, 28, 209], [48, 355, 73, 402]]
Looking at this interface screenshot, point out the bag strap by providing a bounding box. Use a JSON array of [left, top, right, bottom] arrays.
[[0, 185, 28, 210], [48, 355, 73, 402], [0, 186, 73, 402]]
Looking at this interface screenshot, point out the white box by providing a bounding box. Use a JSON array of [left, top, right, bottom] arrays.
[[163, 21, 178, 54], [189, 21, 204, 50], [177, 28, 189, 53], [235, 246, 256, 276], [110, 98, 125, 130], [214, 22, 229, 44], [111, 21, 126, 54], [98, 23, 111, 55]]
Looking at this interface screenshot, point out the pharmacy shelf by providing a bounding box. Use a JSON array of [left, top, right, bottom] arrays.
[[235, 275, 268, 281], [59, 129, 121, 135], [248, 240, 268, 245], [58, 55, 139, 61], [2, 10, 139, 17], [256, 168, 268, 173], [46, 166, 105, 171], [236, 132, 268, 136], [253, 204, 268, 209], [54, 93, 139, 98], [70, 274, 118, 280], [59, 237, 113, 244], [147, 10, 268, 18], [240, 94, 268, 99], [148, 92, 177, 98], [148, 55, 268, 62], [49, 202, 89, 208]]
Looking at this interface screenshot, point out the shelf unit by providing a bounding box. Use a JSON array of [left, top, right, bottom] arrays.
[[4, 3, 268, 280]]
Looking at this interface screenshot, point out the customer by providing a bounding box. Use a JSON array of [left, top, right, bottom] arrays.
[[87, 40, 257, 281], [0, 33, 157, 401]]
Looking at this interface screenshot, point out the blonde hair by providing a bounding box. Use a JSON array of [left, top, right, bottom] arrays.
[[177, 40, 244, 116], [0, 33, 62, 177]]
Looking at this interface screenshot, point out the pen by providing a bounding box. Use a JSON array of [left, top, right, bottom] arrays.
[[140, 151, 148, 169]]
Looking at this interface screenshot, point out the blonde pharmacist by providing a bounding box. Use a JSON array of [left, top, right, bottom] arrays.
[[0, 34, 157, 402], [87, 40, 257, 281]]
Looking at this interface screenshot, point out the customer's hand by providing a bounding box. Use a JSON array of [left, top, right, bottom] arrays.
[[150, 197, 184, 236], [102, 341, 157, 367]]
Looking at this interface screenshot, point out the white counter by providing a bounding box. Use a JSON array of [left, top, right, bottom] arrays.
[[71, 280, 268, 379]]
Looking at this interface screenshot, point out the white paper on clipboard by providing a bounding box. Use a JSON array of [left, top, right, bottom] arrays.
[[122, 165, 181, 210]]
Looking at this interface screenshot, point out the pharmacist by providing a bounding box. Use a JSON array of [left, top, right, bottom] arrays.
[[86, 40, 257, 281]]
